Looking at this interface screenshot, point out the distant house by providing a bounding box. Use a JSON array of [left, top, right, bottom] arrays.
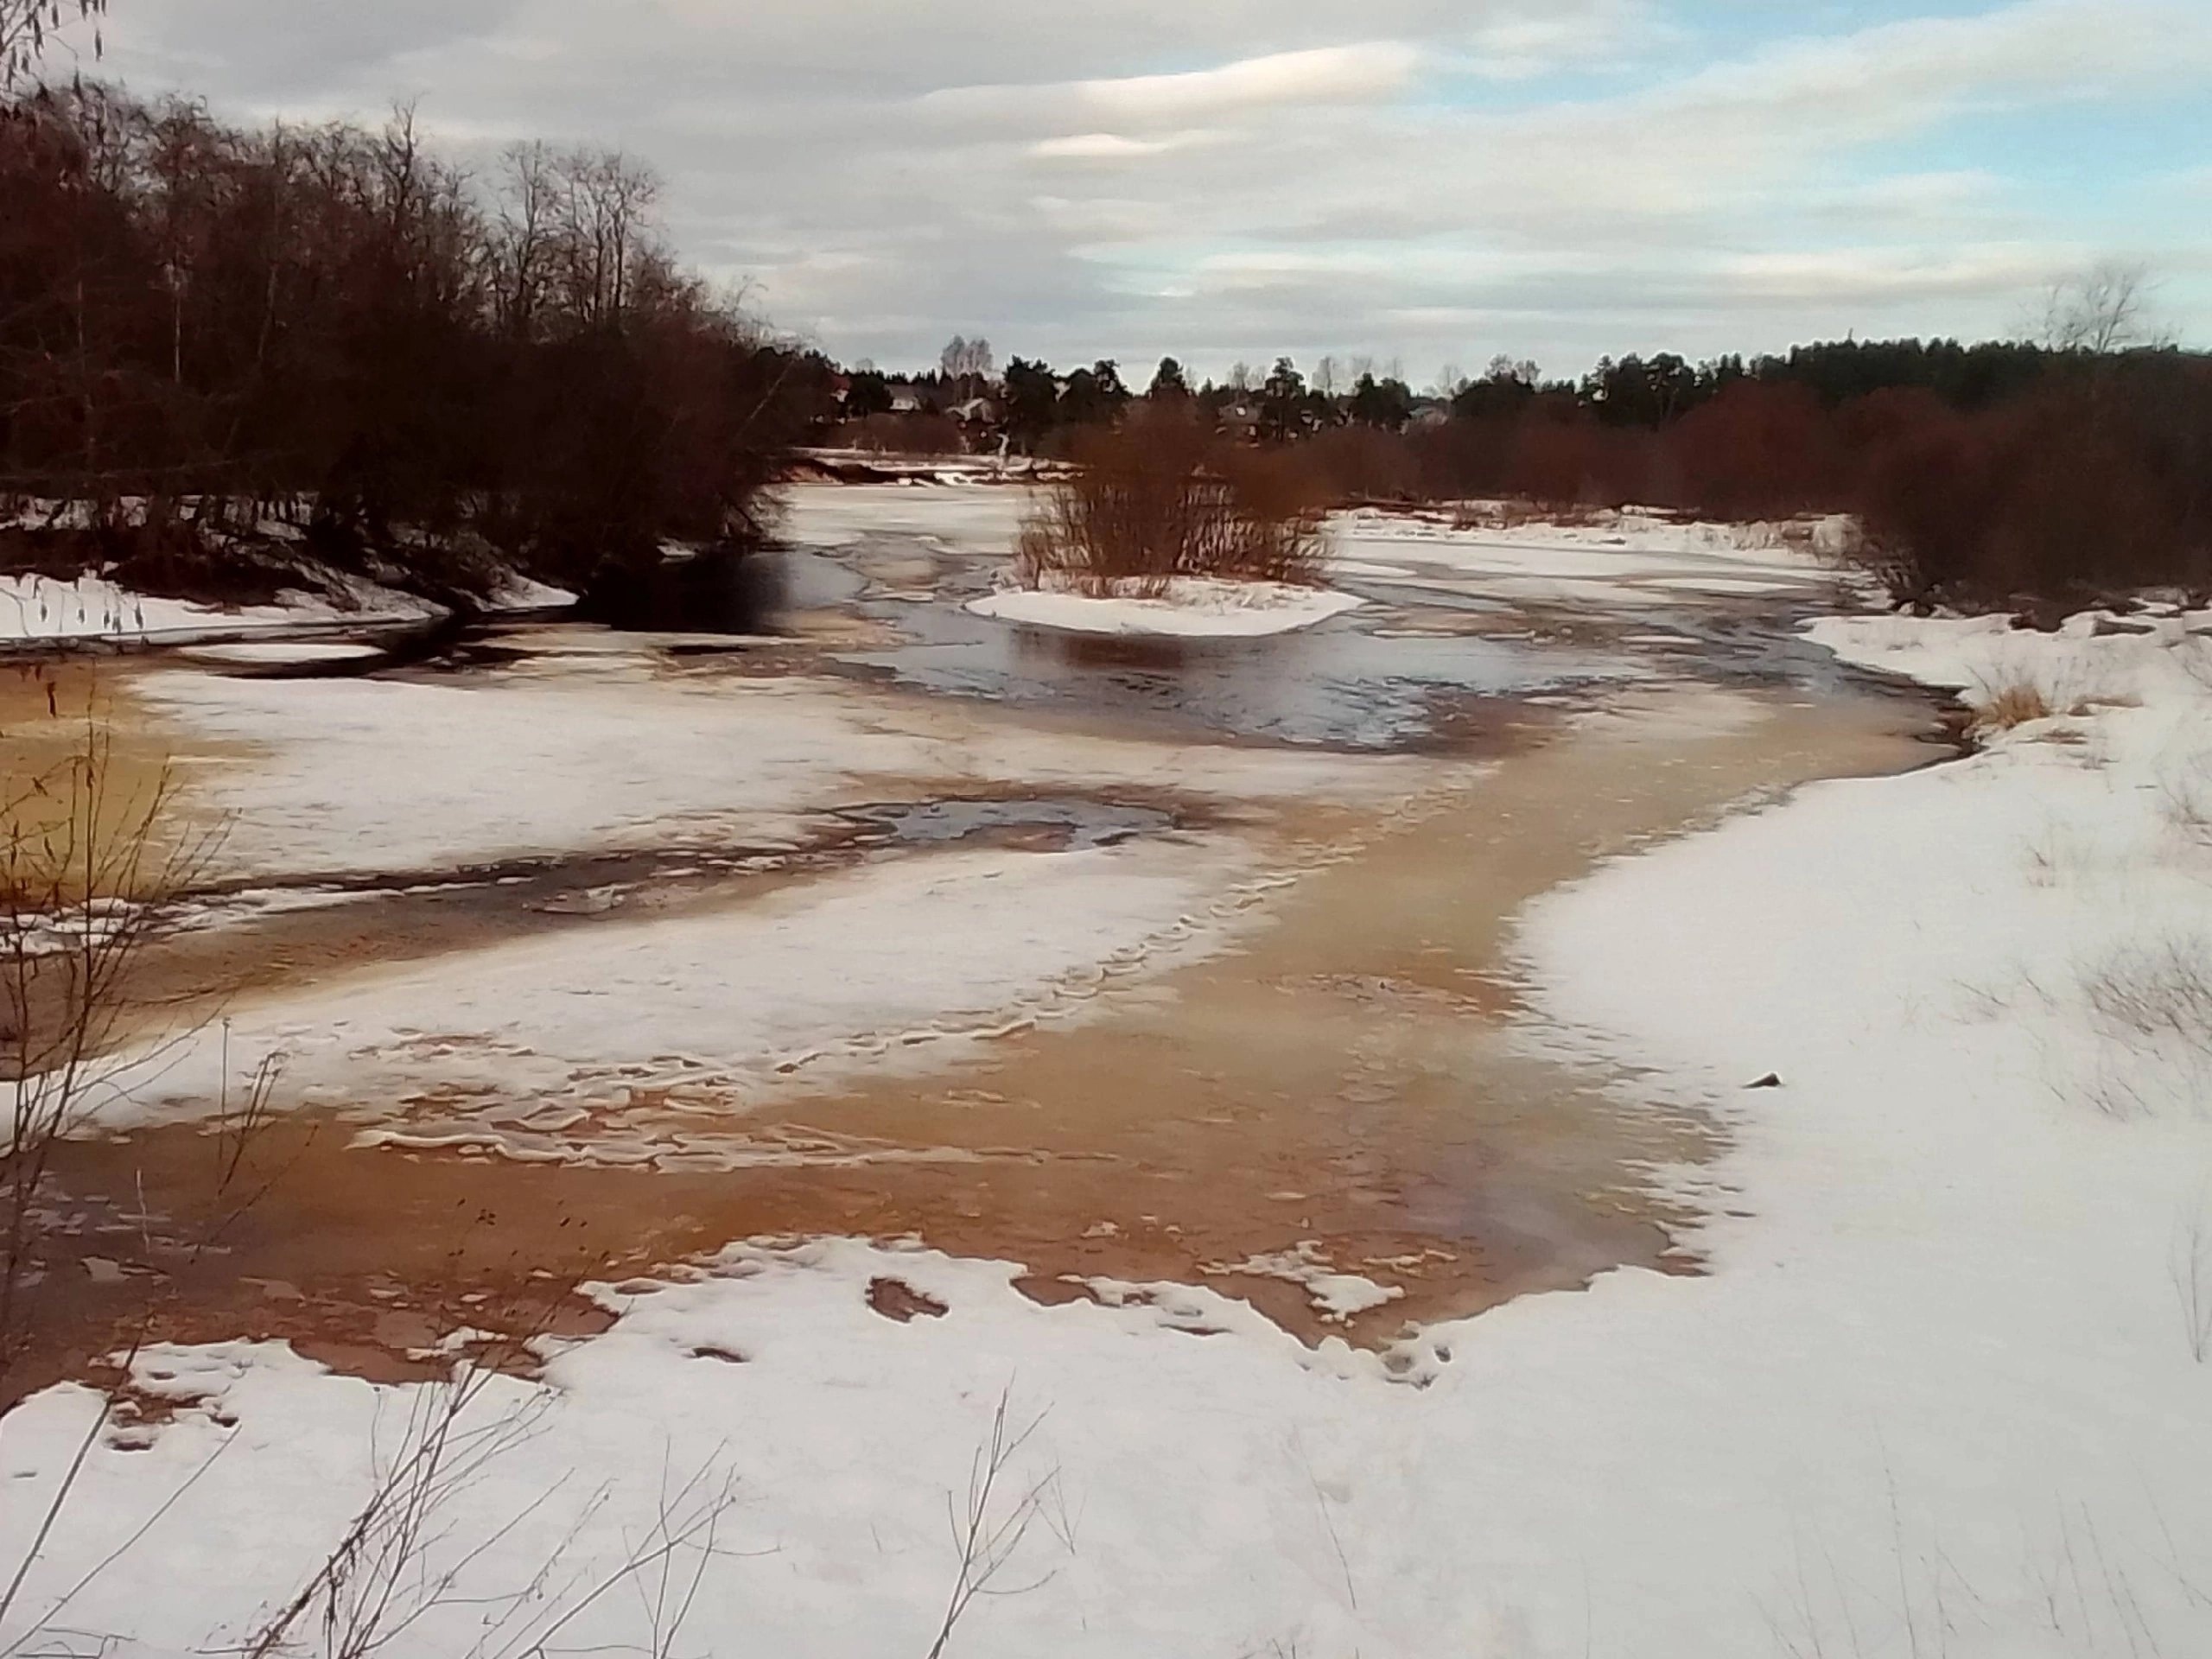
[[1218, 401, 1262, 442], [950, 396, 1001, 430]]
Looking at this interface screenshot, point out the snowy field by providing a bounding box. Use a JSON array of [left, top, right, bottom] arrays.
[[8, 492, 2212, 1656]]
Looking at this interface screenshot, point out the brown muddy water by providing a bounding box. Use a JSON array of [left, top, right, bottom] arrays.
[[6, 619, 1945, 1401]]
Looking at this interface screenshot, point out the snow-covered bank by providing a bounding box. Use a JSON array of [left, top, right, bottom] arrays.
[[13, 608, 2212, 1657], [0, 565, 571, 650], [969, 575, 1366, 639], [0, 569, 442, 646]]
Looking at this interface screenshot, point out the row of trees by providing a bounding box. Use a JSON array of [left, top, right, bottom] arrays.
[[0, 82, 833, 608], [892, 302, 2166, 452], [861, 273, 2204, 606]]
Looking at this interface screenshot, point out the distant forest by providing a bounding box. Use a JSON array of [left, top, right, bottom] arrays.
[[2, 75, 2206, 609]]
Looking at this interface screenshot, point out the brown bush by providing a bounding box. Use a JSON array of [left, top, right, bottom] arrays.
[[1015, 407, 1324, 594], [1853, 363, 2212, 606], [1664, 381, 1842, 519], [1300, 424, 1421, 503]]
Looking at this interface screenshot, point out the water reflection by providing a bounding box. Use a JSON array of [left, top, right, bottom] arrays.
[[835, 594, 1629, 749]]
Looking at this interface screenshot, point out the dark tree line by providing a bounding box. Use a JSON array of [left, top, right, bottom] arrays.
[[942, 332, 2209, 607], [0, 83, 834, 607]]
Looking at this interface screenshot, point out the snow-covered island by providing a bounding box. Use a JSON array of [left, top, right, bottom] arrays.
[[966, 573, 1366, 638]]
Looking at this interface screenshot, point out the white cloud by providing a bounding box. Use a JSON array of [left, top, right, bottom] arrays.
[[1033, 134, 1179, 160], [925, 41, 1422, 131], [90, 0, 2212, 371], [1459, 0, 1673, 79]]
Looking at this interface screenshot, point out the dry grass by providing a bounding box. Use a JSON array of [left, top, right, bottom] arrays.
[[2073, 934, 2212, 1120], [1015, 409, 1325, 597], [2160, 760, 2212, 844], [1971, 681, 2056, 733], [2082, 938, 2212, 1052]]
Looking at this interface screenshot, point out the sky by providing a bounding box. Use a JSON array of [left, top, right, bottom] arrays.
[[79, 0, 2212, 382]]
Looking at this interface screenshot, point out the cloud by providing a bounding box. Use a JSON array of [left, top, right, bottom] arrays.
[[1033, 134, 1180, 160], [925, 41, 1422, 132], [1459, 0, 1673, 79], [89, 0, 2212, 371]]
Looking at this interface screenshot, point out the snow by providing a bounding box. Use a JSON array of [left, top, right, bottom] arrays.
[[135, 660, 1425, 882], [968, 576, 1366, 639], [16, 596, 2212, 1656], [482, 571, 576, 613], [778, 480, 1033, 556], [1200, 1240, 1408, 1323], [1328, 504, 1871, 607], [92, 839, 1273, 1149], [0, 571, 440, 646], [180, 640, 384, 665]]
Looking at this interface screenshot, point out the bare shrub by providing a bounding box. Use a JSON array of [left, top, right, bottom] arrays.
[[2083, 938, 2212, 1052], [1015, 407, 1323, 595], [239, 1335, 741, 1659], [924, 1385, 1066, 1659], [2159, 754, 2212, 844], [2, 706, 225, 1387], [1664, 380, 1842, 520], [1300, 425, 1418, 504], [1853, 361, 2212, 606], [2074, 935, 2212, 1120]]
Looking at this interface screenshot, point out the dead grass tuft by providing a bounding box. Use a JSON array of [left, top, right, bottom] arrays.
[[2075, 935, 2212, 1120], [1971, 681, 2055, 733], [2083, 938, 2212, 1050]]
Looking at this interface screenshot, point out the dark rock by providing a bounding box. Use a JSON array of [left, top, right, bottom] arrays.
[[866, 1276, 949, 1324]]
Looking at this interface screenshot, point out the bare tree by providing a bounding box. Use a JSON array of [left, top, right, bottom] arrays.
[[2039, 262, 2164, 354], [552, 148, 661, 328], [490, 140, 558, 340], [938, 336, 995, 385], [0, 0, 99, 86]]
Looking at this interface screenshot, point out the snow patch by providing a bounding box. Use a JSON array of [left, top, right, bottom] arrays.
[[969, 576, 1365, 639]]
